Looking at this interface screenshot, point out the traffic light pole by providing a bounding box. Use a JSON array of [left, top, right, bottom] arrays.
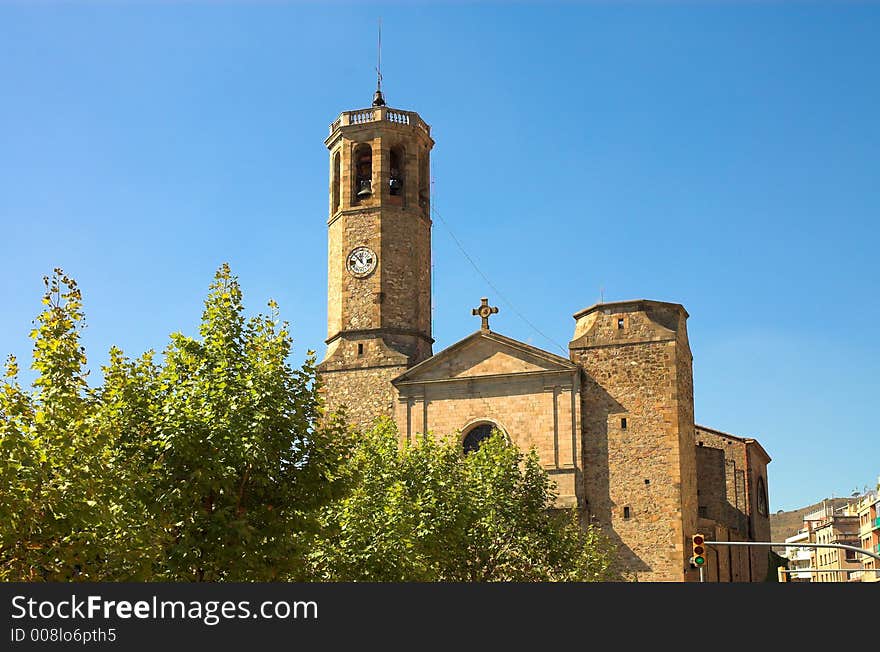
[[699, 540, 880, 583], [704, 540, 880, 562]]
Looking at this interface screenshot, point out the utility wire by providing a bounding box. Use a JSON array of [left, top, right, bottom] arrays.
[[430, 205, 570, 357]]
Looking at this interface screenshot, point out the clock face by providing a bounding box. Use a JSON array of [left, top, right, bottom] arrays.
[[346, 246, 377, 278]]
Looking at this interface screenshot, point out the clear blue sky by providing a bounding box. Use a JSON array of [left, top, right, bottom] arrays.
[[1, 2, 878, 513]]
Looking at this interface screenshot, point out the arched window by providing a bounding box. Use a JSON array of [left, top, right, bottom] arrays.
[[332, 151, 340, 214], [353, 143, 372, 204], [462, 422, 498, 454], [757, 477, 768, 517], [389, 146, 404, 197]]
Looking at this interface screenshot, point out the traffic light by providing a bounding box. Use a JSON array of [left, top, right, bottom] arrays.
[[691, 534, 706, 567]]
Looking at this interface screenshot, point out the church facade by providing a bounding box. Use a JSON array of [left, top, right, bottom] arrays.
[[317, 90, 772, 582]]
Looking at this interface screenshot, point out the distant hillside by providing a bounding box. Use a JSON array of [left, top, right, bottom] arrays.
[[770, 498, 856, 547]]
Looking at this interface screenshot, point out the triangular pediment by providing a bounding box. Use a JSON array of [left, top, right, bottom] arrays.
[[393, 330, 576, 385]]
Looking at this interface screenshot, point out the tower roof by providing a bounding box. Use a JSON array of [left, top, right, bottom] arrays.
[[572, 298, 689, 320]]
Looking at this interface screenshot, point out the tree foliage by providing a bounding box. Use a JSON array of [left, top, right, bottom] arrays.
[[1, 266, 618, 582], [1, 265, 350, 580], [310, 418, 619, 581], [0, 270, 113, 580]]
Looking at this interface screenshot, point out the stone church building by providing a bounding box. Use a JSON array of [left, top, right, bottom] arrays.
[[317, 88, 772, 582]]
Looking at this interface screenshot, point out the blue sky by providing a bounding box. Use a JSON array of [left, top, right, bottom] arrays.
[[1, 2, 878, 512]]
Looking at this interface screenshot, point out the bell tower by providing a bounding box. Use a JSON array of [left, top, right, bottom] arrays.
[[317, 86, 435, 428]]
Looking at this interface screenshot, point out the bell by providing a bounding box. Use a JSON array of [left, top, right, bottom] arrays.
[[357, 180, 372, 198]]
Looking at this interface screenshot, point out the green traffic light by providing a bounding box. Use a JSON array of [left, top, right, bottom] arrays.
[[694, 556, 705, 566]]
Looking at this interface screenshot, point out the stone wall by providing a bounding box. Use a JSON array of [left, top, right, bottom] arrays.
[[694, 425, 773, 581], [696, 446, 726, 522], [392, 334, 582, 508], [674, 316, 699, 582], [319, 362, 407, 432], [570, 300, 697, 582], [696, 521, 753, 582], [319, 110, 435, 429], [695, 428, 749, 535]]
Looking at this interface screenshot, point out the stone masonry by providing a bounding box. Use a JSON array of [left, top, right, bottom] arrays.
[[569, 300, 699, 582], [318, 103, 434, 429], [316, 93, 773, 581]]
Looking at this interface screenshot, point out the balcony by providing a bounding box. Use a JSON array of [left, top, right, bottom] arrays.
[[329, 107, 431, 137], [875, 516, 880, 530]]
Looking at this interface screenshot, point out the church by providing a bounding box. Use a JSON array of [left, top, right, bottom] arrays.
[[316, 86, 772, 582]]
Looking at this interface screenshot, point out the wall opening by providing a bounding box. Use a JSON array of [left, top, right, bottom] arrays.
[[757, 477, 768, 516], [332, 150, 340, 214], [617, 318, 625, 330], [389, 146, 404, 197], [623, 506, 631, 520], [357, 343, 364, 356], [621, 417, 627, 430], [462, 422, 501, 454], [353, 143, 372, 204]]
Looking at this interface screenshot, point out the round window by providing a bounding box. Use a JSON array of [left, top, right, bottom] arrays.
[[463, 423, 496, 454]]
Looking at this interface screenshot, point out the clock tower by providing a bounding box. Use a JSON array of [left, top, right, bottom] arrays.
[[317, 87, 435, 427]]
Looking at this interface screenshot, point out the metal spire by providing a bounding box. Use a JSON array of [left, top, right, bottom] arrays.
[[372, 18, 386, 107]]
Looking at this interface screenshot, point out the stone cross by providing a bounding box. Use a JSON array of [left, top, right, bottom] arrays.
[[472, 297, 499, 331]]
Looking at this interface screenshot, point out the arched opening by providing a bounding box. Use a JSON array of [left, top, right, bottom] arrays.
[[462, 421, 503, 454], [389, 146, 404, 198], [757, 477, 768, 516], [332, 151, 340, 214], [353, 143, 372, 204]]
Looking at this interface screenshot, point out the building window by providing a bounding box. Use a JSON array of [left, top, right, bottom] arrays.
[[332, 151, 340, 213], [757, 477, 768, 517], [623, 506, 631, 519], [617, 318, 625, 330], [389, 146, 404, 197], [353, 143, 372, 203], [698, 506, 708, 518], [462, 423, 498, 454], [621, 417, 627, 430], [357, 343, 364, 356]]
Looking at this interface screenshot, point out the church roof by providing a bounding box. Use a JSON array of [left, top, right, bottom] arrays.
[[392, 329, 577, 386]]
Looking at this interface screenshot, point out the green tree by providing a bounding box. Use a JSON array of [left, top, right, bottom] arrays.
[[1, 265, 351, 581], [97, 263, 351, 581], [310, 418, 619, 581], [0, 270, 118, 580]]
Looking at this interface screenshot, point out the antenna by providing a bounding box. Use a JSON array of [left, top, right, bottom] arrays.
[[372, 18, 386, 106], [377, 17, 382, 91]]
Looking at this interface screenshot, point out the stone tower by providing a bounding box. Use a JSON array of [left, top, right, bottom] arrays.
[[569, 300, 699, 581], [317, 88, 435, 428]]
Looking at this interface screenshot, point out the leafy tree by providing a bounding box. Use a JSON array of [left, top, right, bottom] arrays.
[[1, 265, 351, 581], [95, 263, 352, 581], [0, 270, 118, 580], [2, 265, 615, 582], [310, 418, 619, 581]]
